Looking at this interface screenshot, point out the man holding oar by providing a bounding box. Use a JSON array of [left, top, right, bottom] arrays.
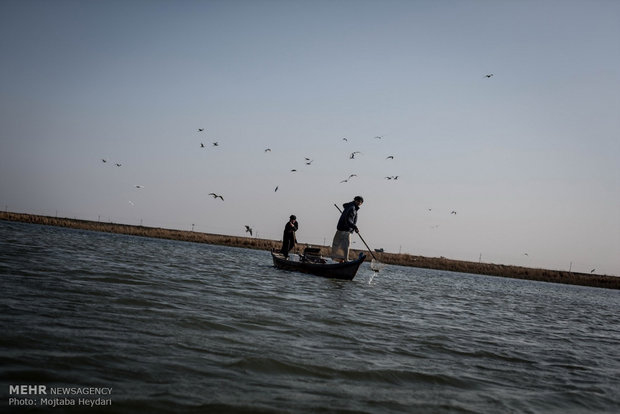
[[332, 196, 363, 262]]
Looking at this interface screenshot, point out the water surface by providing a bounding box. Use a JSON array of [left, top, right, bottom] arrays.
[[1, 221, 618, 413]]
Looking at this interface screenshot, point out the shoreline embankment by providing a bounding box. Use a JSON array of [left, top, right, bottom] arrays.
[[2, 211, 618, 290]]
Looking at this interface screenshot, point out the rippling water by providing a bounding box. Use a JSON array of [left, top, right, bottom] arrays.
[[1, 221, 619, 413]]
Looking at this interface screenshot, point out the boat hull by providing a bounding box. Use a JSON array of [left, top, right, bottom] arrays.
[[271, 251, 366, 280]]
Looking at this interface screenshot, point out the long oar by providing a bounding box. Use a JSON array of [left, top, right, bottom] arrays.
[[334, 204, 383, 272]]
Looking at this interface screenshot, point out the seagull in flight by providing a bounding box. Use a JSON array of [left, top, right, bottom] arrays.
[[212, 142, 219, 146], [290, 169, 297, 172], [101, 159, 107, 163], [198, 128, 205, 132], [342, 138, 348, 142], [590, 268, 596, 273], [386, 155, 394, 160], [350, 151, 361, 159], [115, 163, 122, 167], [305, 158, 314, 165], [341, 174, 357, 183], [209, 193, 224, 200], [264, 148, 271, 152], [374, 135, 384, 139], [274, 186, 278, 192], [245, 225, 253, 236], [450, 211, 457, 215], [484, 74, 494, 78], [135, 185, 144, 189], [200, 143, 205, 148]]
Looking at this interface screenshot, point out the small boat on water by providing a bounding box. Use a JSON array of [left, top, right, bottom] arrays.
[[271, 247, 366, 280]]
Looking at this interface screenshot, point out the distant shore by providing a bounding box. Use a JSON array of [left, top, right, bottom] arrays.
[[2, 211, 618, 290]]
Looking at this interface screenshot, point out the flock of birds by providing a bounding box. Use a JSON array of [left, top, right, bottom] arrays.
[[190, 125, 471, 237], [100, 158, 143, 190], [192, 129, 465, 219], [190, 127, 416, 237], [194, 128, 402, 198], [193, 75, 497, 205], [101, 126, 470, 236], [99, 73, 495, 239]]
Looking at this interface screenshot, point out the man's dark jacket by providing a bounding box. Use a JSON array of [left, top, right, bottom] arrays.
[[337, 201, 359, 232]]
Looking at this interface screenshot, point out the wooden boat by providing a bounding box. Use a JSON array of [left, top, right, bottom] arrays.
[[271, 247, 366, 280]]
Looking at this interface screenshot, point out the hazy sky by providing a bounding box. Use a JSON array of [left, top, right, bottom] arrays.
[[1, 0, 618, 275]]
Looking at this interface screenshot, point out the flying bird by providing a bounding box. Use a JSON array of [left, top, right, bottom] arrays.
[[342, 138, 348, 142], [350, 151, 361, 159], [386, 155, 394, 160], [450, 211, 457, 215], [484, 74, 494, 78], [274, 186, 278, 192], [212, 142, 219, 146], [198, 128, 205, 132], [341, 173, 357, 183], [590, 269, 596, 273], [209, 193, 224, 200], [264, 148, 271, 152], [200, 143, 205, 148], [245, 225, 253, 236], [115, 163, 122, 167], [135, 185, 144, 189], [290, 169, 297, 172], [374, 135, 384, 139], [101, 159, 107, 163], [305, 159, 314, 165]]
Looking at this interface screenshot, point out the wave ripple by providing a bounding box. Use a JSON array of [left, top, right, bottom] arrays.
[[1, 221, 619, 413]]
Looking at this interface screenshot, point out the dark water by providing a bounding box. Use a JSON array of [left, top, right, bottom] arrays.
[[1, 221, 619, 413]]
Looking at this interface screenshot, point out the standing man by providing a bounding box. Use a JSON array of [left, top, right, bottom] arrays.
[[332, 196, 363, 262], [281, 215, 298, 258]]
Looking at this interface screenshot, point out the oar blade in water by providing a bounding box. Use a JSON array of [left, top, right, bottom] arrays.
[[370, 259, 384, 272]]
